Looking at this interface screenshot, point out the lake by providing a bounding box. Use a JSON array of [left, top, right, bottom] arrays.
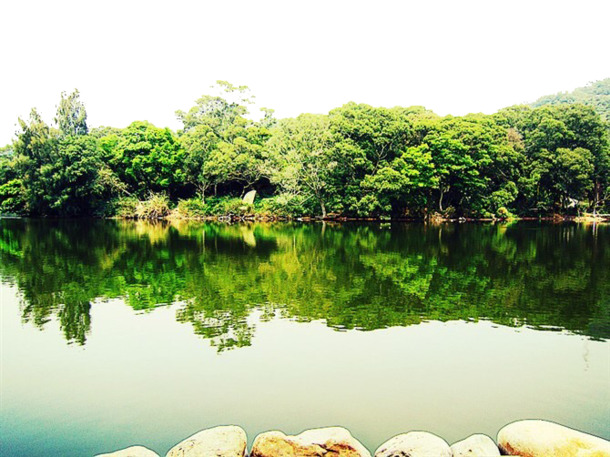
[[1, 219, 608, 456]]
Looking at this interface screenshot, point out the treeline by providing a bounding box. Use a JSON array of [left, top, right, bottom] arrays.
[[532, 78, 610, 122], [1, 82, 609, 219]]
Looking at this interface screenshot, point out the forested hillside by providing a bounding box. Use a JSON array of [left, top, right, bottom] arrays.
[[1, 82, 609, 219], [532, 78, 610, 121]]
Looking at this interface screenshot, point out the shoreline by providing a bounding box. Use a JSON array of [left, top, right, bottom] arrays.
[[96, 420, 610, 456], [2, 214, 609, 223], [113, 214, 610, 223]]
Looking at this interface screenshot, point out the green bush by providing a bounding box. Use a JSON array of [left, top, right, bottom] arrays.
[[222, 198, 253, 216], [114, 196, 139, 218], [257, 194, 309, 217], [136, 193, 171, 219], [175, 198, 208, 218], [496, 206, 514, 219], [0, 179, 25, 214]]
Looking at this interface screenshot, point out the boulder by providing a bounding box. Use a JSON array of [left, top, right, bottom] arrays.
[[250, 427, 371, 457], [375, 431, 451, 457], [450, 434, 500, 456], [497, 420, 610, 456], [242, 190, 256, 205], [166, 425, 247, 457], [96, 446, 159, 457]]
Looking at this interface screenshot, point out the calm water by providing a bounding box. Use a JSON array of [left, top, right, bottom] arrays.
[[1, 219, 608, 456]]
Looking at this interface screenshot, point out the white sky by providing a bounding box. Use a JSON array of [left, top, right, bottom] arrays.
[[1, 0, 609, 145]]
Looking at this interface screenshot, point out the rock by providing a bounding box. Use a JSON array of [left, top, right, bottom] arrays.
[[450, 434, 500, 456], [96, 446, 159, 457], [242, 190, 256, 205], [497, 420, 610, 456], [375, 431, 451, 457], [251, 427, 371, 457], [166, 425, 247, 457]]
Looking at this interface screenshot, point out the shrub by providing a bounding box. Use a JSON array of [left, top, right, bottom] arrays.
[[222, 198, 253, 216], [114, 196, 139, 218], [257, 194, 309, 217], [135, 193, 171, 219], [175, 198, 208, 218], [496, 206, 514, 219]]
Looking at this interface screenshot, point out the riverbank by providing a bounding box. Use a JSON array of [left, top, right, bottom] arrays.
[[97, 420, 610, 456]]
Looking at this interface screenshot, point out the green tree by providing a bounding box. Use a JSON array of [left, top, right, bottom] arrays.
[[176, 82, 271, 198], [107, 121, 185, 198], [55, 89, 88, 137], [268, 114, 337, 217]]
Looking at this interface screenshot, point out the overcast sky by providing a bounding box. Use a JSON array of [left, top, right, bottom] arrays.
[[1, 0, 608, 145]]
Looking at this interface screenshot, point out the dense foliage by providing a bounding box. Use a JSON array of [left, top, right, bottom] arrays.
[[532, 78, 610, 122], [2, 82, 609, 218]]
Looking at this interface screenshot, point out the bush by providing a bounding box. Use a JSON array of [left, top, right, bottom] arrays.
[[257, 194, 309, 217], [496, 206, 514, 219], [114, 196, 139, 218], [175, 198, 208, 218], [136, 193, 171, 219], [222, 198, 253, 216]]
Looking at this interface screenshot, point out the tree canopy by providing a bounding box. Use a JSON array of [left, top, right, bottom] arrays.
[[2, 83, 609, 218]]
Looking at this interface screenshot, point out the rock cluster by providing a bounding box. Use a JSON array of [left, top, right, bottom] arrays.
[[95, 420, 610, 457]]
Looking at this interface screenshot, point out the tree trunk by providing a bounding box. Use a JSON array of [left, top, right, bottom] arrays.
[[593, 180, 600, 216], [320, 201, 327, 218], [439, 187, 445, 212]]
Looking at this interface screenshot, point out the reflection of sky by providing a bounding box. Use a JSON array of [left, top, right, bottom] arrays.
[[2, 284, 609, 456]]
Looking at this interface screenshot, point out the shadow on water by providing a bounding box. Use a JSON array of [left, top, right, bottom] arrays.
[[0, 218, 608, 349]]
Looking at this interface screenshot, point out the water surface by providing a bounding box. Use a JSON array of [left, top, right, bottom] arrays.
[[1, 220, 608, 456]]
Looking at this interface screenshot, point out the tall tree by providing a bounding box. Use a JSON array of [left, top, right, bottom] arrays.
[[268, 114, 336, 217], [55, 89, 88, 137]]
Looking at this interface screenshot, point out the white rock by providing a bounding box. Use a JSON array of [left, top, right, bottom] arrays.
[[251, 426, 371, 456], [450, 434, 500, 456], [242, 190, 256, 205], [96, 446, 159, 456], [375, 431, 451, 457], [166, 425, 247, 457], [497, 420, 610, 456]]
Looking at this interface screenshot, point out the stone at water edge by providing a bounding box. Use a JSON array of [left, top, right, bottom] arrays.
[[166, 425, 247, 457], [96, 446, 159, 457], [242, 190, 256, 205], [497, 420, 610, 456], [375, 431, 452, 457], [450, 434, 500, 456], [250, 426, 371, 457]]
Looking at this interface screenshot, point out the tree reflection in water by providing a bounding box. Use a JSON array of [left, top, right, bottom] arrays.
[[0, 219, 608, 349]]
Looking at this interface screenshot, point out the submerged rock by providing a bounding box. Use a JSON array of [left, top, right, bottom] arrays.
[[96, 446, 159, 457], [166, 425, 247, 457], [375, 431, 451, 457], [497, 420, 610, 456], [250, 426, 371, 457], [450, 434, 500, 456]]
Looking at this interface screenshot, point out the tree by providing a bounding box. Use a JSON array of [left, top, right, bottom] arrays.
[[176, 82, 271, 198], [268, 114, 336, 217], [55, 89, 88, 137], [329, 103, 415, 215], [513, 104, 609, 213], [107, 121, 185, 198]]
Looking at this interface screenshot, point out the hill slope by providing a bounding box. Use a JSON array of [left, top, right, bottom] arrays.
[[532, 78, 610, 121]]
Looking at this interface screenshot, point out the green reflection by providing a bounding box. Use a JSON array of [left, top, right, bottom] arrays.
[[0, 219, 608, 348]]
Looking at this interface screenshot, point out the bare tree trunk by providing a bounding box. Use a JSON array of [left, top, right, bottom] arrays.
[[320, 201, 327, 218]]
